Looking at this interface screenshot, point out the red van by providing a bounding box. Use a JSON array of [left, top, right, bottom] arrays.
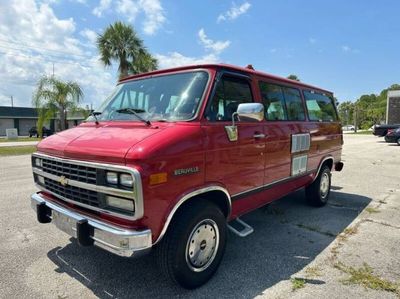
[[30, 64, 343, 288]]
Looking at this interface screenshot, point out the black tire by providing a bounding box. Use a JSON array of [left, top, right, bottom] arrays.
[[156, 200, 227, 289], [397, 138, 400, 146], [306, 165, 331, 207]]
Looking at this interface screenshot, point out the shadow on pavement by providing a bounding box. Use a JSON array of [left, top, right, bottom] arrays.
[[47, 190, 371, 299]]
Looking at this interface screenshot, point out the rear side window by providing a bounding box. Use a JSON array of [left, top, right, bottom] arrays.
[[259, 82, 287, 120], [303, 91, 338, 122], [206, 76, 253, 121], [283, 87, 305, 121], [259, 82, 306, 121]]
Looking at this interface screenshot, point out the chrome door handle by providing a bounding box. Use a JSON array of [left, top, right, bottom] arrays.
[[253, 133, 266, 139]]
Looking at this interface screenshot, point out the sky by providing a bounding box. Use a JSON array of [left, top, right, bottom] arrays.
[[0, 0, 399, 108]]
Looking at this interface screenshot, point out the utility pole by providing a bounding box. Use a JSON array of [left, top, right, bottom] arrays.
[[52, 62, 55, 77], [10, 95, 13, 107], [353, 104, 358, 133]]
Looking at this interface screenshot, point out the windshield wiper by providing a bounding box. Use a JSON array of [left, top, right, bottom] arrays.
[[90, 111, 102, 125], [116, 108, 151, 126]]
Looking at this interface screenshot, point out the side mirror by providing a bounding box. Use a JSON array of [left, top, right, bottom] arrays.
[[236, 103, 264, 122], [225, 103, 264, 142]]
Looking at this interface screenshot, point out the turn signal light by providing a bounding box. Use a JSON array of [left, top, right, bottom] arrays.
[[149, 172, 167, 185]]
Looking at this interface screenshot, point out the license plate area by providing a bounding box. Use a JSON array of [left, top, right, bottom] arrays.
[[52, 210, 77, 238]]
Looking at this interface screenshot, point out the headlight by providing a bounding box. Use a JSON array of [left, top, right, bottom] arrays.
[[120, 173, 134, 187], [35, 158, 42, 167], [105, 196, 135, 212], [106, 172, 118, 184]]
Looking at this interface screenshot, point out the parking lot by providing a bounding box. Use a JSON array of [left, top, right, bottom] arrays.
[[0, 134, 399, 299]]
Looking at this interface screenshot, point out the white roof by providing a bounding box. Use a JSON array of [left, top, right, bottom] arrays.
[[388, 90, 400, 98]]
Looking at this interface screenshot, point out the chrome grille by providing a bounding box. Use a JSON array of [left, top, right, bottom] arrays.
[[44, 177, 99, 207], [42, 158, 97, 184]]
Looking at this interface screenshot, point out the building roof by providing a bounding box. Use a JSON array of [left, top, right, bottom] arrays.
[[0, 106, 37, 118], [0, 106, 87, 120]]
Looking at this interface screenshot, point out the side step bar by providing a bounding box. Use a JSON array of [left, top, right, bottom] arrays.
[[227, 218, 254, 237]]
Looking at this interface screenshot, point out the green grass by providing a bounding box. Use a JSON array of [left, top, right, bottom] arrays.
[[291, 278, 306, 291], [365, 207, 380, 214], [349, 130, 372, 135], [0, 137, 41, 142], [335, 262, 399, 295], [0, 145, 37, 156]]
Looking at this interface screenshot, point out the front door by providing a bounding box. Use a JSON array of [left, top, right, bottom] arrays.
[[203, 74, 265, 196]]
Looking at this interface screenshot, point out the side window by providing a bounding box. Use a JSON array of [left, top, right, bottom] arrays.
[[283, 87, 305, 121], [304, 91, 338, 122], [259, 82, 287, 120], [206, 76, 253, 121]]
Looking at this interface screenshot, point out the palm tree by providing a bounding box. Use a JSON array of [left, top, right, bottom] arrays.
[[33, 76, 83, 133], [97, 21, 158, 79], [130, 49, 158, 75]]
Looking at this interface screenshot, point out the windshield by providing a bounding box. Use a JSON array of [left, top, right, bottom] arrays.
[[89, 71, 209, 122]]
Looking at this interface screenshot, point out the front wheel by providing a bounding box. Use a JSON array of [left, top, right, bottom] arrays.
[[156, 200, 227, 289], [397, 138, 400, 146], [306, 165, 331, 207]]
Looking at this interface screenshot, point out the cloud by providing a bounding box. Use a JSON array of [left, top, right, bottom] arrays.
[[140, 0, 166, 35], [198, 28, 231, 54], [92, 0, 112, 17], [96, 0, 166, 35], [115, 0, 140, 22], [155, 52, 219, 69], [217, 1, 251, 23], [80, 28, 98, 45], [156, 29, 230, 69], [341, 45, 360, 54], [0, 0, 115, 108], [309, 37, 316, 44]]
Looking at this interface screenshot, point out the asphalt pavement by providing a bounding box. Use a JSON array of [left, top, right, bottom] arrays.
[[0, 135, 399, 298]]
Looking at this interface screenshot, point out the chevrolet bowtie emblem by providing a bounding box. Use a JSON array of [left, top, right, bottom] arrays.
[[59, 175, 69, 186]]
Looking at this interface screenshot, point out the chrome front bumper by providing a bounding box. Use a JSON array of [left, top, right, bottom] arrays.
[[31, 193, 152, 257]]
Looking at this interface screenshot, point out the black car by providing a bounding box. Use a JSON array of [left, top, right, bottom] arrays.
[[29, 126, 53, 137], [373, 124, 400, 137], [384, 128, 400, 145]]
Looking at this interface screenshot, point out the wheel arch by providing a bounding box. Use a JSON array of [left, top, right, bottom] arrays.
[[153, 186, 231, 245], [312, 156, 334, 182]]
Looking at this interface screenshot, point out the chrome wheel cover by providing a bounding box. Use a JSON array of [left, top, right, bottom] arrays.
[[185, 219, 219, 272], [320, 172, 330, 198]]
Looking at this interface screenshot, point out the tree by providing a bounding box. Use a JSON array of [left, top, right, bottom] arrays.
[[287, 74, 300, 82], [33, 76, 83, 133], [130, 49, 158, 75], [97, 21, 158, 79], [338, 101, 354, 125]]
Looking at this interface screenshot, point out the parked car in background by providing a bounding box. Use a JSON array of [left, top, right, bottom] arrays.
[[373, 124, 400, 137], [342, 125, 355, 131], [384, 128, 400, 145], [29, 126, 53, 137]]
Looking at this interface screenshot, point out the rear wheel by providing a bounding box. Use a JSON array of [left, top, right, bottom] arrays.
[[156, 200, 227, 289], [306, 165, 331, 207], [397, 138, 400, 146]]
